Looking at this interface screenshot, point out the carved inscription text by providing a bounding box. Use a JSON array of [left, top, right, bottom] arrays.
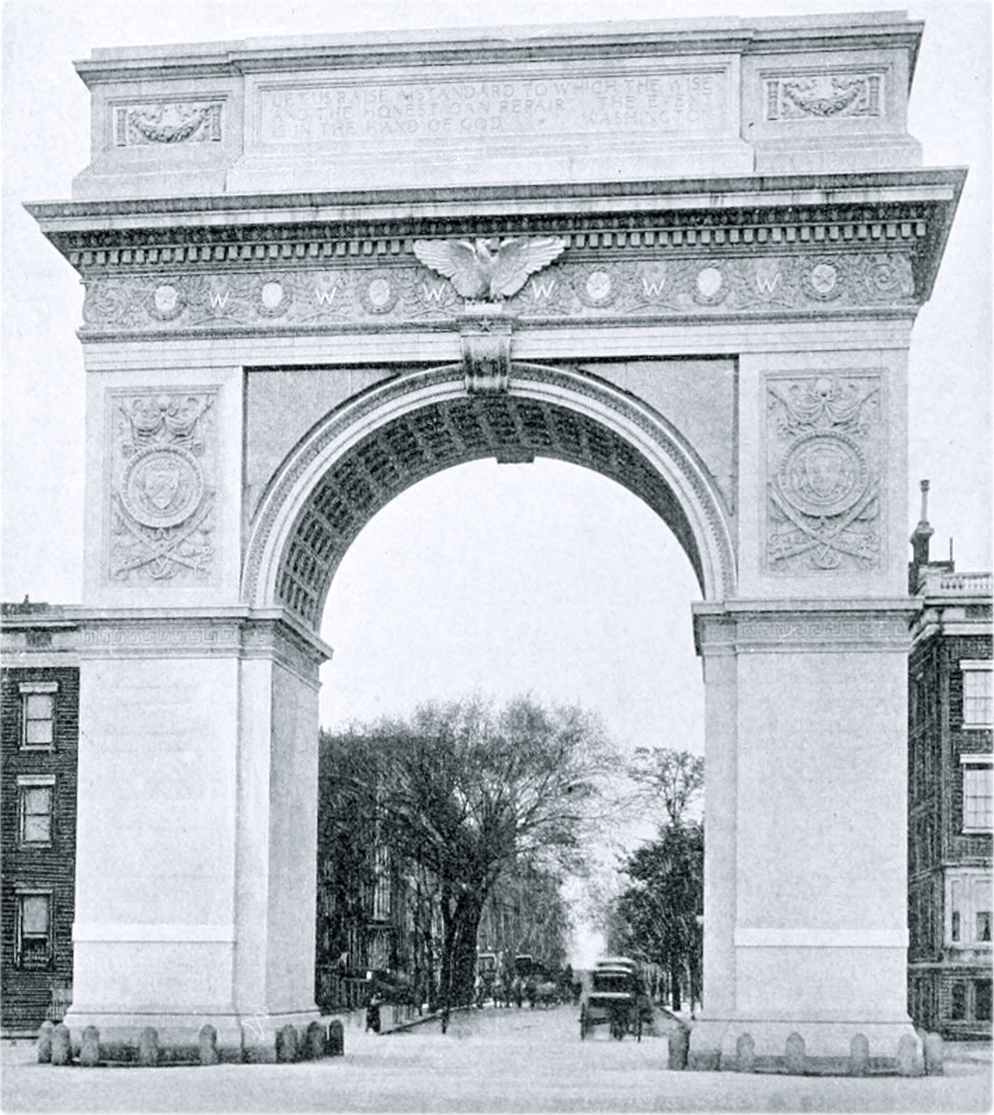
[[257, 69, 727, 143]]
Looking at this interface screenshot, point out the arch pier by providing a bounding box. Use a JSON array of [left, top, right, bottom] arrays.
[[29, 14, 962, 1068]]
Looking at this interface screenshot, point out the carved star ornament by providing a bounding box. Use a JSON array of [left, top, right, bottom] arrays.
[[413, 236, 568, 301]]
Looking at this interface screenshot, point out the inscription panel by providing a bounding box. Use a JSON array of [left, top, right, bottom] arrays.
[[254, 62, 733, 146]]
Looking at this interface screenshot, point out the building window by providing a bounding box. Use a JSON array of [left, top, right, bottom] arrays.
[[961, 662, 993, 727], [978, 911, 992, 943], [963, 764, 993, 831], [952, 910, 961, 942], [17, 777, 54, 846], [19, 681, 58, 749], [950, 981, 967, 1020], [977, 981, 993, 1022], [15, 892, 52, 968]]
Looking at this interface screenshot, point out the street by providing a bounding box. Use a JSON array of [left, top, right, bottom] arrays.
[[2, 1005, 990, 1113]]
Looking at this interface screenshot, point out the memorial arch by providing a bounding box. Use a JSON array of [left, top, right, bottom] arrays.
[[29, 14, 964, 1069]]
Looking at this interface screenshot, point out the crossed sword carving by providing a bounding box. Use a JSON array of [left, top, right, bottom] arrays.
[[768, 483, 878, 564], [113, 492, 214, 575]]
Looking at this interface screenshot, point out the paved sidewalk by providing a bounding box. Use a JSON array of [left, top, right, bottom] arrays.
[[2, 1010, 990, 1114]]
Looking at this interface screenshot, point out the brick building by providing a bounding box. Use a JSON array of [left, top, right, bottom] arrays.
[[907, 486, 992, 1039], [1, 602, 80, 1034]]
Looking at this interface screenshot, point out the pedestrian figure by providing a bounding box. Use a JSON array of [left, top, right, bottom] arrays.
[[366, 989, 385, 1033]]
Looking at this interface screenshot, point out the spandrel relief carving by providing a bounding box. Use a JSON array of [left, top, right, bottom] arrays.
[[766, 372, 883, 574], [108, 389, 218, 584]]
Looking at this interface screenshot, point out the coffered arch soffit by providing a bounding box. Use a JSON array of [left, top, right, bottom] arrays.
[[244, 362, 736, 632]]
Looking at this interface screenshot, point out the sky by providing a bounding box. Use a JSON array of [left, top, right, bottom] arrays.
[[1, 0, 991, 783]]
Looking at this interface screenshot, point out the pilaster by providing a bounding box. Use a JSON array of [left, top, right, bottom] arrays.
[[64, 608, 329, 1061], [690, 599, 921, 1072]]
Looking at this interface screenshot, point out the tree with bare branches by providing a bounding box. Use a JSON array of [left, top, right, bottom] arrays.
[[318, 696, 613, 1029]]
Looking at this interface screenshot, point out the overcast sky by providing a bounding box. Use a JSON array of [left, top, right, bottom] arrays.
[[1, 1, 990, 777]]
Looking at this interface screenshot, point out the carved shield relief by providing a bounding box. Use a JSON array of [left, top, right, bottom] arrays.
[[107, 388, 218, 584], [765, 371, 884, 574]]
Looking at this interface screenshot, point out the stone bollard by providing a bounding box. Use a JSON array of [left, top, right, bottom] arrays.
[[923, 1032, 944, 1076], [667, 1025, 689, 1070], [849, 1033, 870, 1076], [784, 1032, 806, 1075], [51, 1024, 72, 1066], [327, 1019, 345, 1057], [896, 1033, 921, 1077], [276, 1024, 299, 1063], [199, 1024, 219, 1066], [736, 1033, 756, 1073], [37, 1020, 54, 1063], [80, 1025, 101, 1067], [305, 1021, 326, 1061], [138, 1026, 160, 1067]]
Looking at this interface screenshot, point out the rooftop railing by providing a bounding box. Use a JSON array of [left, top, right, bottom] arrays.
[[920, 570, 993, 598]]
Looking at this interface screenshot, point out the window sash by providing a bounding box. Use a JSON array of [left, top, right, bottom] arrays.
[[16, 893, 52, 966], [19, 786, 53, 844], [23, 693, 54, 747], [964, 766, 993, 831], [963, 668, 993, 727]]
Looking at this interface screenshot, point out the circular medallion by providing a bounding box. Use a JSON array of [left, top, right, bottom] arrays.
[[810, 263, 837, 295], [148, 283, 186, 321], [84, 283, 130, 326], [802, 258, 844, 301], [122, 445, 204, 528], [777, 432, 868, 518], [868, 260, 900, 292], [695, 266, 724, 302], [255, 277, 292, 317], [361, 273, 398, 314], [261, 281, 284, 310], [586, 270, 613, 302]]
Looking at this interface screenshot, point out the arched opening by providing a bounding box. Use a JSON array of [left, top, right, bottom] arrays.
[[245, 363, 736, 623], [243, 361, 732, 1023], [317, 455, 707, 984]]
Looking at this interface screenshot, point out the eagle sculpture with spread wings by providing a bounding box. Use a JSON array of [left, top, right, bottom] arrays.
[[413, 236, 568, 301]]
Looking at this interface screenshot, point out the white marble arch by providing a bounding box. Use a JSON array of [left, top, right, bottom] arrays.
[[26, 10, 969, 1072]]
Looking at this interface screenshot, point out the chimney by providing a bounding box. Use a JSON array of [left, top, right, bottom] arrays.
[[908, 480, 934, 593]]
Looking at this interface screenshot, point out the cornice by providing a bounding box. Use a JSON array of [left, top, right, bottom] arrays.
[[72, 15, 923, 86], [27, 169, 965, 230], [27, 171, 965, 311]]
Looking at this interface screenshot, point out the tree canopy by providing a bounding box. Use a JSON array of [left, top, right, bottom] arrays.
[[317, 695, 613, 1024]]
